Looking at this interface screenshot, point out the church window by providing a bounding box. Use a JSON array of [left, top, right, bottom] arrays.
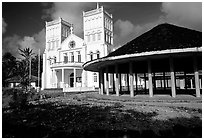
[[96, 50, 100, 59], [70, 52, 74, 62], [90, 51, 93, 61], [77, 51, 81, 62], [64, 53, 68, 63], [93, 73, 97, 82]]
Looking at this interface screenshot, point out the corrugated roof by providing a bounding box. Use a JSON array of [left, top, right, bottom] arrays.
[[107, 23, 202, 57]]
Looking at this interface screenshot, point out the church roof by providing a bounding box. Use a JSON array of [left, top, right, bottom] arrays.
[[107, 23, 202, 57]]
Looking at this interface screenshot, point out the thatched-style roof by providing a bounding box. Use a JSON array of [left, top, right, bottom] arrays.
[[107, 23, 201, 57], [5, 75, 39, 83]]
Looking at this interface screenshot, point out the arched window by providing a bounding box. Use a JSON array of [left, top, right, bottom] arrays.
[[96, 50, 100, 59], [93, 73, 97, 82], [90, 51, 93, 61], [64, 53, 68, 63], [77, 51, 81, 62], [70, 52, 74, 62]]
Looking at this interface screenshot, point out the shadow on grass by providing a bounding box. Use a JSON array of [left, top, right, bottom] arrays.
[[2, 101, 202, 138]]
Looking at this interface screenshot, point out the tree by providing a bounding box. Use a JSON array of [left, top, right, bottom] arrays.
[[18, 48, 34, 90], [2, 52, 17, 87]]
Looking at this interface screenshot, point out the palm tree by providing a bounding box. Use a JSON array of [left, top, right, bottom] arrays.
[[18, 48, 34, 90]]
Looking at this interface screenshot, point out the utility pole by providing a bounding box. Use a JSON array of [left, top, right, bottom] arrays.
[[29, 56, 31, 91], [37, 49, 40, 92]]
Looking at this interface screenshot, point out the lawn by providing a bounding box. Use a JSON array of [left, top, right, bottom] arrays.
[[2, 91, 202, 138]]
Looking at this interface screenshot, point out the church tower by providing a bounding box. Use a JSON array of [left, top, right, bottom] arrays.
[[45, 17, 72, 51], [83, 3, 113, 60], [42, 17, 73, 89], [82, 3, 113, 88]]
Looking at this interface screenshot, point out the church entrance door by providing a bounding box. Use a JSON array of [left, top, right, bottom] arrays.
[[70, 73, 74, 87]]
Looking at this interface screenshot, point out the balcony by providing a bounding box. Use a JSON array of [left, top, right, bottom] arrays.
[[50, 61, 83, 68]]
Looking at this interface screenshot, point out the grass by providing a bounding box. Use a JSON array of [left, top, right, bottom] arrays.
[[2, 91, 202, 138]]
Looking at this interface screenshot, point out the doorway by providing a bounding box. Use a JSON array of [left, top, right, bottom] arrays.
[[70, 73, 74, 87]]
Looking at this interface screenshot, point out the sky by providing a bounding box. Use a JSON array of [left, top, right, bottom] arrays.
[[2, 2, 202, 58]]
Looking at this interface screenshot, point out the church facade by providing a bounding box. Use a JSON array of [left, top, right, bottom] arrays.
[[41, 4, 113, 91]]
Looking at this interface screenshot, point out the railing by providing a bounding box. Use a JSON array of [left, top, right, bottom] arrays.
[[51, 61, 84, 68]]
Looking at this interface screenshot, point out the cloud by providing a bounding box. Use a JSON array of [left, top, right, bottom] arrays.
[[161, 2, 202, 31], [2, 18, 7, 34], [113, 2, 202, 50], [42, 2, 95, 37], [2, 29, 45, 58], [113, 19, 164, 50]]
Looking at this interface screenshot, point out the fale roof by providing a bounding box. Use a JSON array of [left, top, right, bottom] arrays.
[[107, 23, 202, 57]]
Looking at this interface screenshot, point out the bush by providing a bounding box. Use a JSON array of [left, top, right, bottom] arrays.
[[113, 102, 124, 108], [2, 88, 40, 109]]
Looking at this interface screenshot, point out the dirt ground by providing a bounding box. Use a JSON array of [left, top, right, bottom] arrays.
[[3, 92, 202, 138]]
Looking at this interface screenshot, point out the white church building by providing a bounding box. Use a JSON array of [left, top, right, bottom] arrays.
[[41, 4, 114, 92]]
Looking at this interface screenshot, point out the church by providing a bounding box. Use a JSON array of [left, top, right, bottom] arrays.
[[41, 4, 114, 92]]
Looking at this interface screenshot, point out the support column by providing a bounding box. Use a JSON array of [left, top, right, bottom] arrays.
[[127, 73, 130, 92], [148, 60, 153, 97], [112, 73, 115, 94], [129, 62, 134, 97], [74, 68, 76, 87], [135, 73, 138, 94], [193, 56, 200, 97], [99, 69, 104, 95], [62, 68, 64, 88], [105, 67, 109, 95], [115, 65, 119, 96], [53, 70, 57, 88], [169, 57, 176, 98], [119, 73, 122, 93]]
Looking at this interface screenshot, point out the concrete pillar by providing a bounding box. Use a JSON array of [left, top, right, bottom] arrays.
[[127, 73, 130, 92], [129, 62, 134, 97], [193, 56, 200, 97], [119, 73, 122, 93], [105, 67, 109, 95], [148, 60, 153, 97], [169, 57, 176, 98], [53, 70, 57, 88], [112, 73, 115, 93], [99, 69, 104, 95], [115, 65, 119, 96], [62, 68, 64, 88], [74, 68, 76, 87]]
